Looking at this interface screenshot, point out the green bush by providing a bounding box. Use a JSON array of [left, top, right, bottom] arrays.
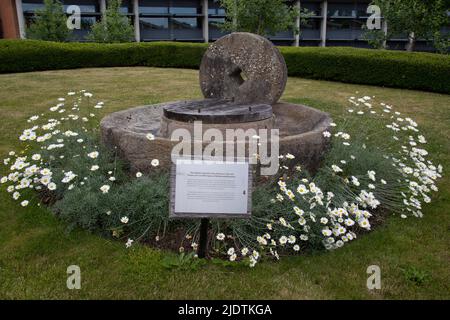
[[0, 39, 449, 93], [0, 40, 206, 73], [87, 0, 134, 43], [280, 46, 450, 94]]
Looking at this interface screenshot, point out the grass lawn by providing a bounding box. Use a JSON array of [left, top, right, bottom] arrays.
[[0, 67, 449, 299]]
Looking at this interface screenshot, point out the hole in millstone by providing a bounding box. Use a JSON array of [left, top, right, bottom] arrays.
[[228, 67, 246, 87]]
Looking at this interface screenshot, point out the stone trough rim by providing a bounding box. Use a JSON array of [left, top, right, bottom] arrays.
[[100, 100, 331, 143]]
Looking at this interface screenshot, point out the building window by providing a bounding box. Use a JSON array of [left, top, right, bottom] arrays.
[[208, 0, 225, 16], [172, 17, 202, 40], [139, 0, 169, 15], [301, 18, 321, 40], [22, 0, 45, 13], [140, 17, 170, 40], [208, 17, 225, 40], [327, 18, 365, 40], [301, 1, 322, 17], [170, 0, 201, 15], [119, 0, 133, 14]]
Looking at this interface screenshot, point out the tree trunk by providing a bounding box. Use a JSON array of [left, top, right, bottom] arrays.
[[406, 32, 415, 52]]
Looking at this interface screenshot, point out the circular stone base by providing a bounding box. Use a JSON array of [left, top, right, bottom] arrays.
[[100, 102, 332, 174]]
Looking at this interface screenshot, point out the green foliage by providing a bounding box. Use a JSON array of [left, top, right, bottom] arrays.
[[280, 46, 450, 94], [372, 0, 449, 52], [0, 40, 206, 73], [161, 252, 207, 270], [54, 170, 172, 240], [88, 0, 134, 43], [361, 26, 388, 50], [26, 0, 71, 42], [219, 0, 310, 36], [1, 40, 449, 94], [401, 265, 431, 286], [432, 31, 450, 55]]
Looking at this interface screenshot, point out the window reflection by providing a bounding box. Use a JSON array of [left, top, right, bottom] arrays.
[[23, 0, 99, 13], [327, 19, 364, 40], [328, 3, 358, 18], [119, 0, 132, 14], [62, 0, 98, 13], [170, 0, 201, 15], [301, 2, 322, 16], [140, 17, 170, 40], [139, 0, 169, 14], [301, 19, 321, 40], [172, 17, 202, 39], [209, 17, 226, 39], [208, 0, 225, 15]]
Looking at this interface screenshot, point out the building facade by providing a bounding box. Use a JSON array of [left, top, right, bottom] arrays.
[[0, 0, 445, 51]]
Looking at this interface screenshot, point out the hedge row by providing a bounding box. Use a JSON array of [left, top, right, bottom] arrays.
[[1, 39, 449, 94]]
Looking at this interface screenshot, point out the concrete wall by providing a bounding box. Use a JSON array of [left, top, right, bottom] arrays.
[[0, 0, 20, 39]]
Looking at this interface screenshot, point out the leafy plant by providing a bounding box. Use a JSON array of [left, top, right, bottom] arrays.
[[0, 92, 442, 267], [27, 0, 71, 42], [1, 40, 450, 94], [88, 0, 134, 43], [219, 0, 312, 36], [361, 25, 388, 49], [371, 0, 448, 52], [401, 266, 430, 286], [161, 252, 206, 270]]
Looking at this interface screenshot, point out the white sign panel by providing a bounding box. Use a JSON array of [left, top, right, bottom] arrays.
[[170, 159, 251, 218]]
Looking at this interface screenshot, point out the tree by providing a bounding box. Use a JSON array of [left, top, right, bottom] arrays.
[[27, 0, 71, 42], [219, 0, 312, 37], [362, 27, 388, 50], [370, 0, 449, 52], [88, 0, 134, 43]]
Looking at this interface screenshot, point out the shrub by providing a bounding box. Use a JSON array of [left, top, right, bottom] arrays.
[[0, 91, 442, 267], [26, 0, 71, 42], [1, 39, 449, 93], [280, 46, 450, 94], [0, 40, 206, 72], [87, 0, 134, 43]]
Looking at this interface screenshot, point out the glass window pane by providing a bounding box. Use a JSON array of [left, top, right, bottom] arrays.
[[270, 30, 294, 39], [23, 0, 99, 13], [209, 17, 227, 39], [328, 3, 358, 17], [301, 2, 322, 16], [300, 19, 321, 40], [62, 0, 98, 13], [172, 17, 202, 39], [22, 0, 45, 13], [327, 19, 365, 40], [140, 17, 170, 40], [170, 0, 201, 15], [118, 0, 132, 14], [208, 0, 225, 15], [139, 0, 169, 14]]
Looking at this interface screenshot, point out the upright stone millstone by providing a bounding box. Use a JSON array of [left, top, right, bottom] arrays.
[[199, 32, 288, 105], [100, 32, 332, 174]]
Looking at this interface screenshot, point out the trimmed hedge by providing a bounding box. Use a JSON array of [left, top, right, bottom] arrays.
[[1, 39, 449, 94], [280, 46, 450, 94]]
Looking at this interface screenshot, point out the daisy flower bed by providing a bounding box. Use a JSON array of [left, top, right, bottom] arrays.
[[0, 91, 443, 268]]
